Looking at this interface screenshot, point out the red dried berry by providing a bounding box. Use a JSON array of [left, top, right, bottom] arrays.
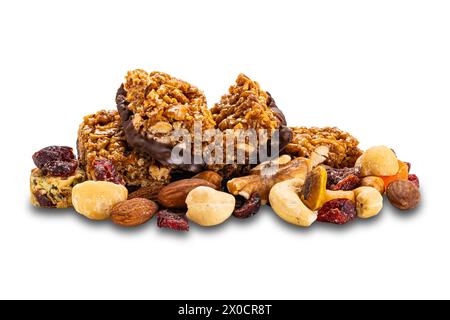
[[157, 210, 189, 232], [408, 174, 420, 188], [93, 159, 125, 185], [233, 193, 262, 219], [326, 167, 361, 189], [32, 146, 75, 168], [317, 199, 356, 225], [32, 146, 78, 177], [330, 174, 361, 191], [41, 160, 78, 177]]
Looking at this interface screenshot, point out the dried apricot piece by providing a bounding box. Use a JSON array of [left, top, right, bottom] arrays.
[[380, 161, 409, 188]]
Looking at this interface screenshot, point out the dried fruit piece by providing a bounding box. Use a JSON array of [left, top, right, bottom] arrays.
[[110, 198, 158, 227], [157, 210, 189, 231], [128, 183, 166, 201], [40, 160, 78, 177], [386, 180, 421, 210], [72, 181, 128, 220], [92, 159, 125, 185], [329, 174, 360, 191], [32, 146, 78, 177], [32, 146, 75, 168], [380, 161, 409, 188], [301, 166, 355, 211], [408, 174, 420, 188], [317, 199, 356, 225], [158, 179, 217, 209], [233, 193, 262, 219], [326, 167, 361, 189]]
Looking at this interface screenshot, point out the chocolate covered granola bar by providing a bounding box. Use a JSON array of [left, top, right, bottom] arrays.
[[116, 70, 215, 172], [77, 110, 171, 188]]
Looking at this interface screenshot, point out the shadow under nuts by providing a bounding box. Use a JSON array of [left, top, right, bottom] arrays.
[[158, 179, 217, 209]]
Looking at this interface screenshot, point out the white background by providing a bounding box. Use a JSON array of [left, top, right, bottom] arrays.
[[0, 0, 448, 299]]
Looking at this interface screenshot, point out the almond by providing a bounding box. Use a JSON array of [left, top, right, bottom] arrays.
[[128, 183, 166, 202], [158, 179, 216, 209], [193, 171, 223, 190], [110, 198, 158, 227]]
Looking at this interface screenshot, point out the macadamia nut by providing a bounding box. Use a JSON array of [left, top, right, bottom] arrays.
[[357, 146, 399, 177], [186, 187, 235, 227], [72, 181, 128, 220]]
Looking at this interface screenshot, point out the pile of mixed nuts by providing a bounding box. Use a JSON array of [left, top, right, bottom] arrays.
[[29, 71, 421, 231]]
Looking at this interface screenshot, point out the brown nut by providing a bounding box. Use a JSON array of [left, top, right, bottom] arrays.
[[110, 198, 158, 227], [360, 176, 385, 194], [158, 179, 216, 209], [193, 171, 223, 190], [386, 180, 421, 210], [128, 183, 166, 201]]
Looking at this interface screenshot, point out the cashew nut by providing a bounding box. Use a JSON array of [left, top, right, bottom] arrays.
[[269, 178, 317, 227]]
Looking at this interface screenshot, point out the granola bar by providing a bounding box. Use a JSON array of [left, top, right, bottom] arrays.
[[211, 74, 287, 132], [284, 127, 363, 168], [116, 70, 215, 171], [30, 167, 85, 208], [77, 110, 171, 188], [208, 74, 293, 177]]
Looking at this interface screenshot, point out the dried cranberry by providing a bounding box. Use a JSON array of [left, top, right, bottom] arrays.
[[233, 193, 262, 219], [93, 159, 125, 185], [317, 199, 356, 225], [32, 146, 77, 177], [32, 146, 75, 168], [157, 210, 189, 232], [408, 174, 420, 188], [326, 167, 361, 189], [330, 174, 361, 191], [41, 160, 78, 177]]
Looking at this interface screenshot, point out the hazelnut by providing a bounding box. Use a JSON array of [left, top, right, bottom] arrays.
[[354, 187, 383, 219], [386, 180, 421, 210], [360, 176, 385, 194]]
